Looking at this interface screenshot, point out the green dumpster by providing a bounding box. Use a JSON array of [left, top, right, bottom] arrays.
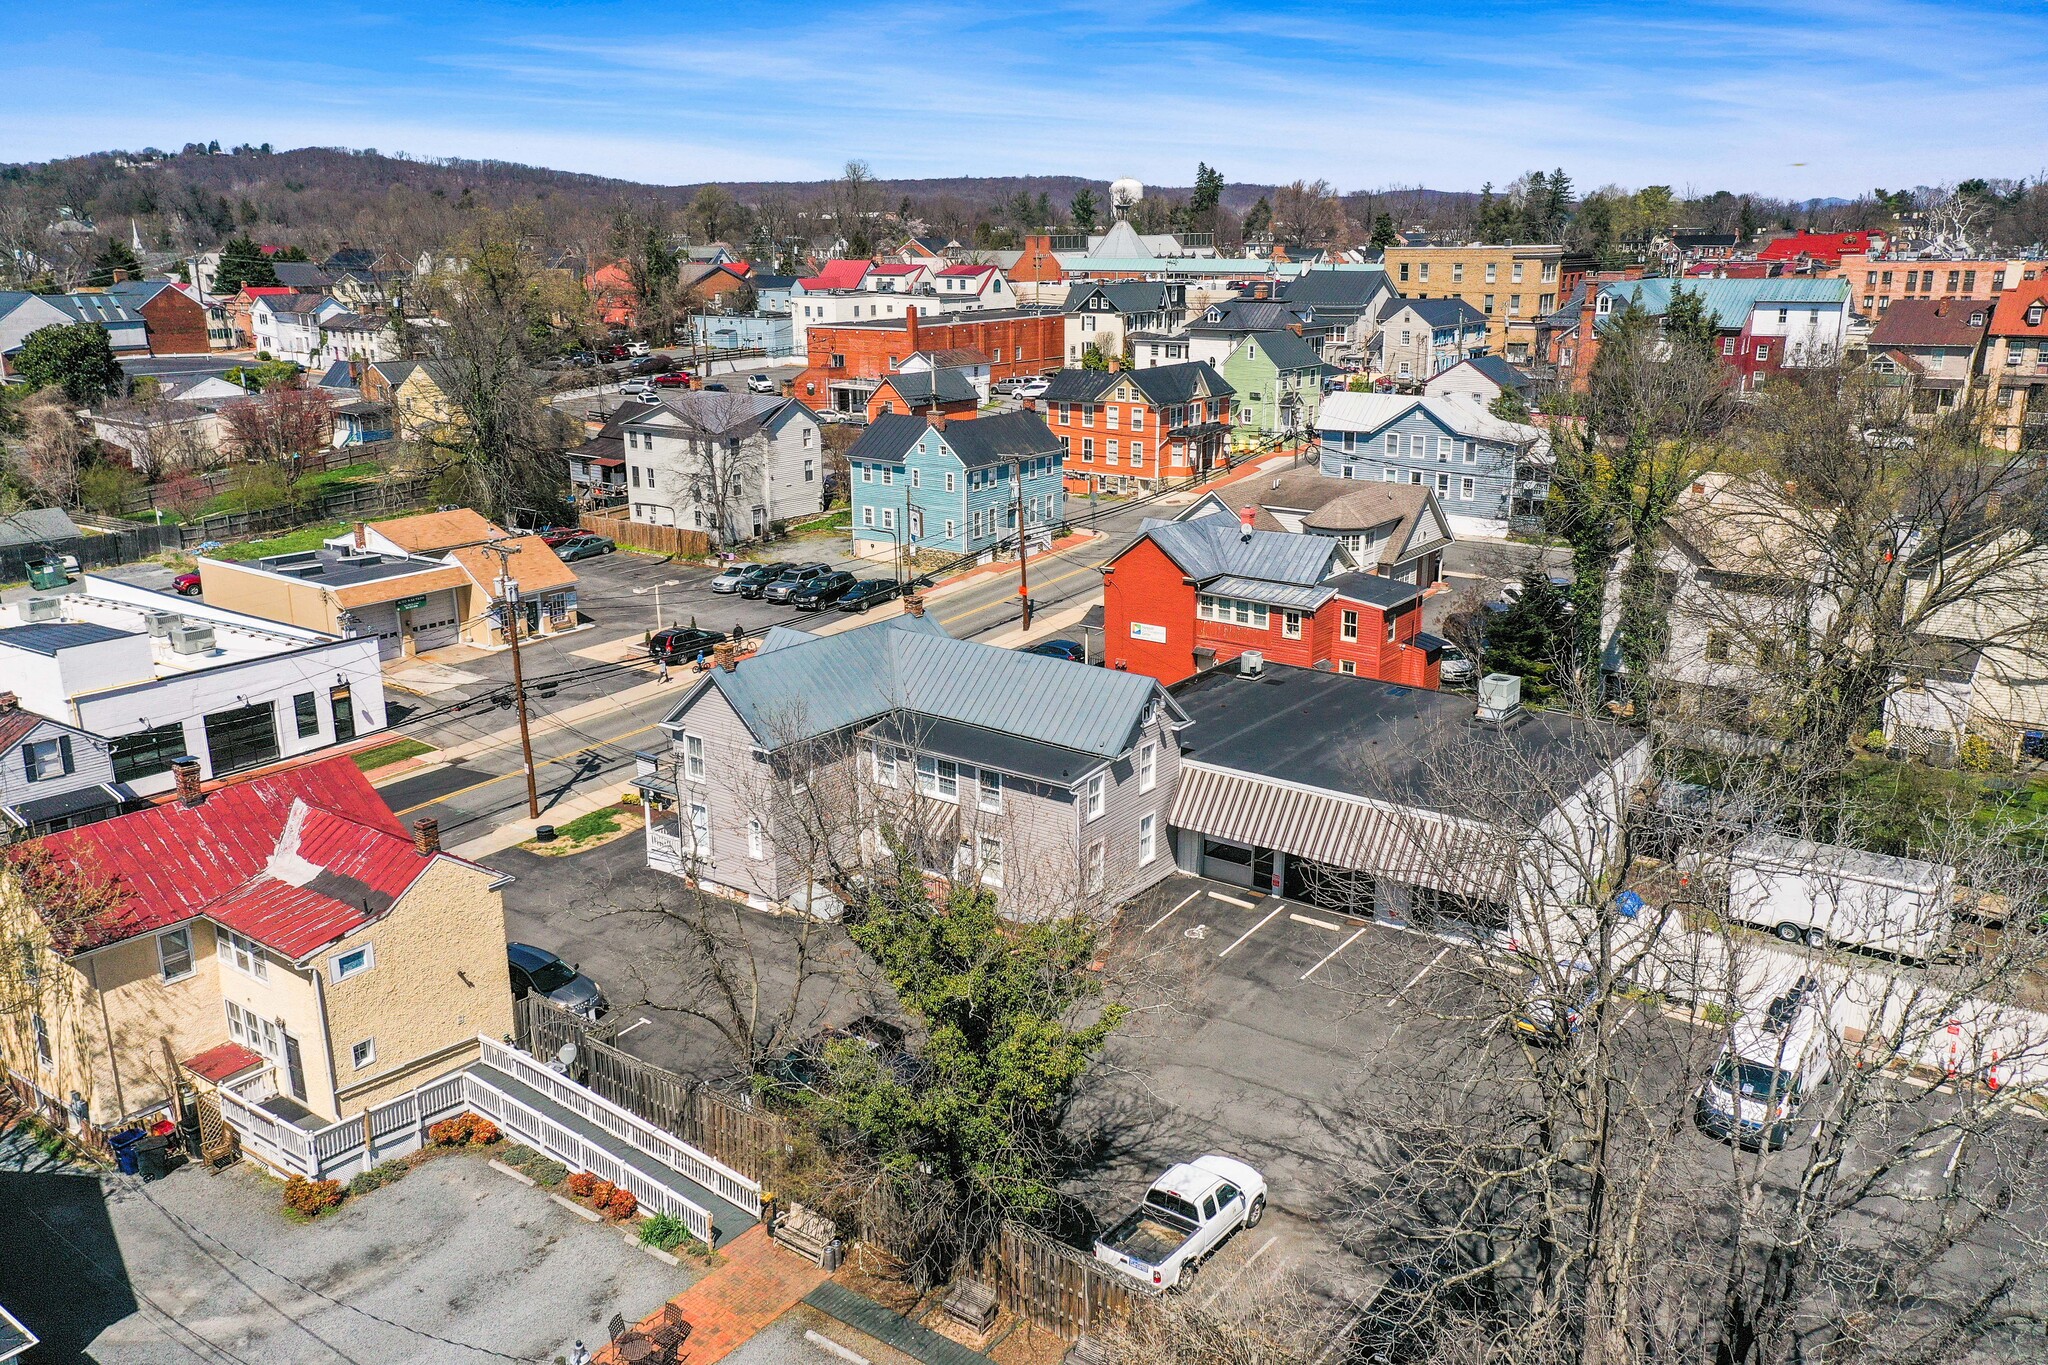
[[26, 560, 68, 590]]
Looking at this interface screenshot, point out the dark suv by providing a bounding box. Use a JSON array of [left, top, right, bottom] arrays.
[[791, 572, 857, 611], [761, 562, 832, 604], [649, 626, 726, 663], [836, 578, 902, 613], [735, 561, 796, 599]]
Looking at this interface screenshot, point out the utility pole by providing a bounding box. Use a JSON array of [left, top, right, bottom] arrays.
[[476, 541, 541, 821], [1013, 455, 1033, 632]]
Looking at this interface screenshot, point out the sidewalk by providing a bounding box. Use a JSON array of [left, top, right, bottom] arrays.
[[597, 1225, 828, 1365]]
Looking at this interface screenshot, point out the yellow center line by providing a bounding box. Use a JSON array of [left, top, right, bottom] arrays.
[[934, 561, 1104, 627]]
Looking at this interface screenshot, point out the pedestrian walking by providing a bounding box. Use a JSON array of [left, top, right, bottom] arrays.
[[657, 657, 671, 684]]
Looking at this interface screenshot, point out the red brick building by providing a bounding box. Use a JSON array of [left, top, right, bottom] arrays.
[[796, 306, 1061, 413], [107, 280, 212, 354], [1038, 362, 1233, 492], [1103, 508, 1440, 688], [864, 368, 981, 425]]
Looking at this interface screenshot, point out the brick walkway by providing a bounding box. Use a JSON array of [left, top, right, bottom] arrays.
[[599, 1226, 828, 1363]]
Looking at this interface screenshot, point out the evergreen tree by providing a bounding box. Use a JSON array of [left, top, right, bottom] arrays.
[[1737, 196, 1760, 244], [272, 244, 309, 262], [1480, 574, 1573, 702], [213, 235, 278, 293], [1542, 167, 1576, 240], [1243, 196, 1272, 235], [1370, 212, 1398, 249], [1069, 188, 1099, 232], [85, 238, 142, 288], [1190, 162, 1224, 216], [1662, 285, 1718, 357]]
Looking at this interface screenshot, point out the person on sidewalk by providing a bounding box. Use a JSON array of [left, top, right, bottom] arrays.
[[658, 657, 671, 684]]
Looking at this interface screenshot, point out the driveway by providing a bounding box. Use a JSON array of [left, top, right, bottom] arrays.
[[1, 1148, 689, 1363]]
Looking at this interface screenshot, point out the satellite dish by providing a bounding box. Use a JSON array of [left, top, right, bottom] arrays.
[[550, 1041, 578, 1074]]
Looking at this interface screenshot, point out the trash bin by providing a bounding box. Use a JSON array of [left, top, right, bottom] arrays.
[[177, 1109, 203, 1160], [26, 560, 68, 590], [134, 1134, 173, 1182], [108, 1127, 148, 1176]]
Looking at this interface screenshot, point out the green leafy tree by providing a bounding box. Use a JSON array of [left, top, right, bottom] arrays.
[[1370, 212, 1398, 249], [85, 238, 142, 288], [213, 235, 278, 294], [1661, 285, 1718, 357], [12, 323, 123, 403], [793, 849, 1125, 1274], [1069, 188, 1099, 232], [1489, 387, 1531, 422], [1080, 342, 1113, 371]]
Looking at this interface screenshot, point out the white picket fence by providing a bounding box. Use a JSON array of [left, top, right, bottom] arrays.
[[213, 1035, 761, 1248]]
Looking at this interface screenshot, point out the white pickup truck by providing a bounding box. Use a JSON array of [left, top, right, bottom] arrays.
[[1093, 1155, 1266, 1291]]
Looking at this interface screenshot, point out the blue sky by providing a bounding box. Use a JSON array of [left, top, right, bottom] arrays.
[[4, 0, 2045, 198]]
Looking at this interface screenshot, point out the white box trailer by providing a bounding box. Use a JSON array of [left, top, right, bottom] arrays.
[[1727, 834, 1953, 959]]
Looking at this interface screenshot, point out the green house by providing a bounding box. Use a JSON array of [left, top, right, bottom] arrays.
[[1221, 329, 1330, 443]]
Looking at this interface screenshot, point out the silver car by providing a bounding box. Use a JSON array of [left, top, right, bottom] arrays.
[[1439, 642, 1476, 685]]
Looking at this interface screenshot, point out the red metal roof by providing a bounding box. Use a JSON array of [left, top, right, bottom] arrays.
[[184, 1042, 264, 1083], [869, 263, 923, 276], [26, 755, 442, 959], [800, 259, 873, 291], [1757, 230, 1884, 264], [937, 264, 995, 276]]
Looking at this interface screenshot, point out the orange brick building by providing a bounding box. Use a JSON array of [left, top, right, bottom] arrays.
[[796, 306, 1061, 416], [1038, 362, 1233, 492], [1102, 508, 1440, 687]]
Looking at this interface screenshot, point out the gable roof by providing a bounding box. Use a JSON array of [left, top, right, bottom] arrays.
[[1867, 298, 1992, 349], [1277, 268, 1393, 313], [1593, 277, 1849, 330], [1428, 354, 1535, 395], [1319, 392, 1548, 448], [1238, 328, 1325, 372], [906, 347, 990, 368], [1064, 281, 1177, 315], [1989, 277, 2048, 339], [447, 534, 578, 599], [0, 507, 83, 550], [936, 409, 1064, 468], [844, 412, 928, 465], [1757, 229, 1883, 264], [937, 263, 996, 278], [800, 259, 872, 291], [1038, 361, 1232, 407], [677, 613, 1178, 762], [1192, 298, 1310, 334], [367, 508, 498, 554], [1222, 469, 1442, 560], [25, 755, 470, 958], [876, 367, 979, 406], [634, 388, 791, 436], [1137, 506, 1350, 588], [1385, 296, 1486, 329]]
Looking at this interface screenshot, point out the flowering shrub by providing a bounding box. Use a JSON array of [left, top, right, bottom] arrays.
[[427, 1112, 502, 1146], [565, 1171, 599, 1198], [283, 1176, 344, 1217], [602, 1187, 638, 1220], [588, 1180, 617, 1209]]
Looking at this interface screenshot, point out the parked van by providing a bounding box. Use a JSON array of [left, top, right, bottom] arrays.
[[1725, 834, 1953, 960], [1696, 975, 1831, 1149]]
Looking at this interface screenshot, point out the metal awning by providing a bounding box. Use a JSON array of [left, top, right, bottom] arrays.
[[1202, 575, 1336, 611], [1169, 762, 1514, 900]]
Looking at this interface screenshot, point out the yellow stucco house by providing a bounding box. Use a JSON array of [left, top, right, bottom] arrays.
[[0, 754, 513, 1150]]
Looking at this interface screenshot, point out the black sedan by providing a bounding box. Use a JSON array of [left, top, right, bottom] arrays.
[[649, 626, 726, 663], [791, 571, 858, 611], [836, 578, 903, 613]]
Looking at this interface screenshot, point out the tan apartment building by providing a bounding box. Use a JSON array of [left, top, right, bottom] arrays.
[[0, 756, 513, 1149], [1379, 243, 1566, 362], [1832, 254, 2043, 318], [1984, 276, 2048, 452]]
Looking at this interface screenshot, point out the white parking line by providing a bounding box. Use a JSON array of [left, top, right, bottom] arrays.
[[1146, 890, 1203, 933], [1289, 912, 1342, 932], [617, 1017, 651, 1037], [1202, 1234, 1279, 1303], [1395, 945, 1452, 1001], [1302, 926, 1368, 981], [1208, 890, 1256, 909], [1218, 905, 1285, 958]]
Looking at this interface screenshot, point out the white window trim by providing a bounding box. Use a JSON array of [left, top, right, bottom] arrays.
[[157, 926, 195, 982], [747, 818, 766, 860], [221, 928, 268, 981], [978, 768, 1002, 813], [979, 835, 1004, 887], [1138, 742, 1157, 793], [331, 941, 375, 983], [684, 733, 706, 782], [1139, 812, 1157, 865], [351, 1038, 377, 1069], [1083, 772, 1107, 821]]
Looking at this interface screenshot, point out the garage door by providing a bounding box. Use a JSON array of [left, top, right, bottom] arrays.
[[402, 590, 461, 651], [352, 602, 403, 660]]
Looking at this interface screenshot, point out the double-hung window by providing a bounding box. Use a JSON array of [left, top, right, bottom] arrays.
[[1341, 610, 1360, 642], [916, 755, 958, 801], [874, 745, 897, 786], [21, 738, 70, 782], [747, 819, 765, 860], [689, 801, 710, 855], [1082, 772, 1106, 821], [684, 734, 705, 781], [1139, 812, 1157, 865], [1086, 840, 1106, 893], [221, 928, 268, 980], [1137, 742, 1157, 793], [978, 768, 1002, 812], [157, 927, 194, 982], [979, 836, 1004, 887]]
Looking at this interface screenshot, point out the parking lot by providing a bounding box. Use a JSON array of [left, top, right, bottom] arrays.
[[1, 1147, 687, 1363]]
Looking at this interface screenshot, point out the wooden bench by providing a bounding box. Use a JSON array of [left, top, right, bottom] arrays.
[[940, 1278, 997, 1334], [771, 1202, 841, 1268]]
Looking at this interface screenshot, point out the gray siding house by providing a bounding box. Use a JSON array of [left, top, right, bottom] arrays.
[[1316, 392, 1550, 537], [0, 697, 127, 837], [639, 610, 1189, 920], [620, 391, 824, 541]]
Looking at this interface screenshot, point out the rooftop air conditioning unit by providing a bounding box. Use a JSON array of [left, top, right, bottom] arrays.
[[1239, 650, 1265, 677], [1476, 672, 1523, 723], [145, 611, 179, 638], [20, 596, 63, 623], [168, 622, 216, 655]]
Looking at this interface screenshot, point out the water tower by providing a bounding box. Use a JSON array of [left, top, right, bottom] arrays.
[[1110, 178, 1144, 222]]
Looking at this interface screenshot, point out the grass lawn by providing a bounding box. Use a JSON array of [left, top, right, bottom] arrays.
[[210, 520, 355, 559], [521, 803, 639, 854], [1843, 756, 2048, 856], [787, 507, 850, 536], [296, 461, 384, 493], [352, 737, 436, 772]]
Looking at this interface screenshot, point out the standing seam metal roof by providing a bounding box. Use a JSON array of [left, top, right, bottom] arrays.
[[1141, 509, 1348, 586]]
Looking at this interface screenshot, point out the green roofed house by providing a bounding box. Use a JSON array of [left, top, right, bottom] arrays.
[[1221, 330, 1332, 443]]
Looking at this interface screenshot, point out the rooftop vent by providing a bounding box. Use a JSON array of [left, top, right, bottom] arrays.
[[167, 622, 216, 655], [1476, 672, 1523, 723], [145, 611, 179, 638], [20, 596, 62, 623], [1239, 650, 1265, 677]]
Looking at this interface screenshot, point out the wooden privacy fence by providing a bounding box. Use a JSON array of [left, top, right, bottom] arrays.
[[576, 512, 713, 559], [985, 1221, 1154, 1341]]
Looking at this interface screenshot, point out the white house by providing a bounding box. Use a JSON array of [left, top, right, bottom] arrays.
[[250, 293, 348, 367], [618, 392, 825, 541], [0, 577, 386, 797]]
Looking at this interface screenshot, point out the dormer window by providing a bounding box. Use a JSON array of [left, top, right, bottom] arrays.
[[2029, 304, 2046, 327], [1596, 294, 1614, 316]]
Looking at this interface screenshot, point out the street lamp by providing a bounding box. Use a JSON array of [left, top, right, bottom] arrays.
[[631, 579, 682, 629]]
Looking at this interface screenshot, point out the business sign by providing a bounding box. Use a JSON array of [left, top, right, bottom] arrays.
[[394, 595, 429, 611], [1130, 622, 1168, 643]]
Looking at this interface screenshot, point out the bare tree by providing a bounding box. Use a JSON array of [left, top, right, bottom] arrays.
[[5, 387, 92, 505]]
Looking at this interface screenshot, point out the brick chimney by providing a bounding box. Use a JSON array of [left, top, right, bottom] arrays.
[[903, 592, 926, 618], [412, 816, 440, 856], [353, 521, 367, 549], [713, 641, 738, 672], [906, 306, 920, 353], [0, 692, 15, 713], [171, 756, 204, 808]]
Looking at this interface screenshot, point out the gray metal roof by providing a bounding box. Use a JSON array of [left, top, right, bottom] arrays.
[[1140, 508, 1347, 587], [1063, 281, 1178, 315], [844, 412, 927, 465], [1389, 297, 1487, 329], [0, 507, 83, 549], [676, 614, 1180, 759], [881, 367, 978, 405], [0, 621, 133, 655], [845, 410, 1063, 470], [1039, 361, 1232, 408], [1203, 575, 1336, 610], [1327, 571, 1423, 609], [1277, 268, 1393, 313], [1241, 328, 1326, 373]]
